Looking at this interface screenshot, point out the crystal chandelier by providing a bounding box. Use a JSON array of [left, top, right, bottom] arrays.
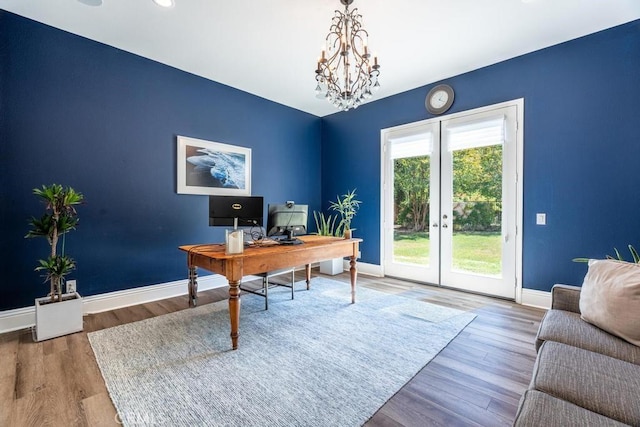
[[315, 0, 381, 111]]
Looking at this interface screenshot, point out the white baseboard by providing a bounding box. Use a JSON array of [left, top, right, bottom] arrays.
[[342, 260, 383, 277], [0, 274, 229, 335], [1, 261, 534, 335], [520, 288, 551, 309], [0, 306, 35, 335], [82, 274, 228, 314], [0, 262, 381, 335]]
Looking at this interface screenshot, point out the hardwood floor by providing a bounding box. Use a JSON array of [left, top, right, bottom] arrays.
[[0, 271, 544, 427]]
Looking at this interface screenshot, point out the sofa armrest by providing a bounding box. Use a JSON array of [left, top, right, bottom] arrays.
[[551, 284, 581, 313]]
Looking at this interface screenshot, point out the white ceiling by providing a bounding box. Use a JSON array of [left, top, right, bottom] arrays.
[[1, 0, 639, 117]]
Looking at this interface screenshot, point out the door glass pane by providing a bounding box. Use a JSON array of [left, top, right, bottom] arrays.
[[451, 144, 502, 276], [393, 155, 431, 266]]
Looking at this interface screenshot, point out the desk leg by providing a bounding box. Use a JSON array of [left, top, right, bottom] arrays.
[[305, 264, 311, 290], [350, 256, 357, 304], [188, 266, 198, 307], [228, 279, 241, 350]]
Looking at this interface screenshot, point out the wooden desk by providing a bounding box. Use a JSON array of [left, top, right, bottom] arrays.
[[179, 235, 362, 350]]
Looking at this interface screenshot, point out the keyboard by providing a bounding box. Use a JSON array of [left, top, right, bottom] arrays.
[[278, 238, 303, 245]]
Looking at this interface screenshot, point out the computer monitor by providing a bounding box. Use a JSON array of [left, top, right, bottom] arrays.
[[266, 202, 308, 237], [209, 195, 263, 227]]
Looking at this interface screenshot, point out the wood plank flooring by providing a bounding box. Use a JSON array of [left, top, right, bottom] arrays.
[[1, 271, 544, 427]]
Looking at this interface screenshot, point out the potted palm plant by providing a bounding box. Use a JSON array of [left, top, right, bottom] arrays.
[[25, 184, 84, 341]]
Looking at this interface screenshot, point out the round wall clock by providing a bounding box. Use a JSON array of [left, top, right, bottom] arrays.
[[425, 84, 455, 115]]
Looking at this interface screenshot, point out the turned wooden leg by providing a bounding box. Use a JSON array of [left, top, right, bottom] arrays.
[[305, 264, 311, 290], [228, 279, 241, 350], [350, 256, 357, 304], [188, 266, 198, 307]]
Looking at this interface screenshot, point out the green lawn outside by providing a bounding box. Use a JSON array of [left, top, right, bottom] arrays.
[[393, 231, 502, 275]]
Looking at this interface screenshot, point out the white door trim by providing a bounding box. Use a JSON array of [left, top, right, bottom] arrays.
[[380, 98, 524, 302]]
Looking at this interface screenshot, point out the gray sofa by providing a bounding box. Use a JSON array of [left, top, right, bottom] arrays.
[[513, 284, 640, 426]]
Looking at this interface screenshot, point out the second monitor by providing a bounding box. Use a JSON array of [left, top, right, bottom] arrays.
[[266, 202, 308, 238]]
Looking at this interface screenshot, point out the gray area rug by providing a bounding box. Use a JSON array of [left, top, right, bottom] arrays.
[[88, 277, 476, 426]]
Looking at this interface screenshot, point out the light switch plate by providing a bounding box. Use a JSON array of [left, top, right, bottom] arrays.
[[536, 213, 546, 225]]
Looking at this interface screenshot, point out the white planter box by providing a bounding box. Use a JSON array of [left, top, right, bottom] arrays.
[[320, 258, 344, 275], [35, 292, 83, 341]]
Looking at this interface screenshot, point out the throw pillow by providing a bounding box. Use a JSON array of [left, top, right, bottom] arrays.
[[579, 259, 640, 347]]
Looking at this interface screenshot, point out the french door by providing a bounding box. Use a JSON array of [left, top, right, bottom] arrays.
[[382, 101, 521, 299]]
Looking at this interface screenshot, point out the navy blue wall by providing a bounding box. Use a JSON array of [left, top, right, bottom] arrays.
[[0, 11, 321, 310], [2, 11, 639, 311], [321, 20, 640, 292]]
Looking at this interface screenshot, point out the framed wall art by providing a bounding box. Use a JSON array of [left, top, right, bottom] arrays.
[[177, 136, 251, 196]]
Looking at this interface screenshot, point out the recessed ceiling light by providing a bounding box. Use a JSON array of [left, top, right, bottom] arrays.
[[153, 0, 174, 7], [77, 0, 103, 6]]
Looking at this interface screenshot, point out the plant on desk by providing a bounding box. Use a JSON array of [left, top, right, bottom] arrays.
[[313, 189, 362, 275], [313, 211, 340, 236], [329, 188, 361, 239], [313, 189, 362, 238]]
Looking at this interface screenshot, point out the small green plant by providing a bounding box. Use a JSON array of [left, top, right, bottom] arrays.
[[25, 184, 84, 302], [313, 211, 340, 236], [573, 244, 639, 264], [329, 189, 361, 237]]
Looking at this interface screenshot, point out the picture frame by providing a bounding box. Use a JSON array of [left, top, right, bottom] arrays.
[[177, 135, 251, 196]]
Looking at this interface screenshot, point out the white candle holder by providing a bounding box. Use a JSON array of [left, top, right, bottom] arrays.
[[225, 229, 244, 255]]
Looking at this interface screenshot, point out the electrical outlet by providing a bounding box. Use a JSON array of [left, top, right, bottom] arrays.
[[536, 213, 546, 225], [66, 279, 77, 294]]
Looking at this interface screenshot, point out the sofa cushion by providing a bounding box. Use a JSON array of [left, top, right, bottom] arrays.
[[530, 341, 640, 425], [580, 259, 640, 347], [535, 309, 640, 365], [513, 390, 629, 427]]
